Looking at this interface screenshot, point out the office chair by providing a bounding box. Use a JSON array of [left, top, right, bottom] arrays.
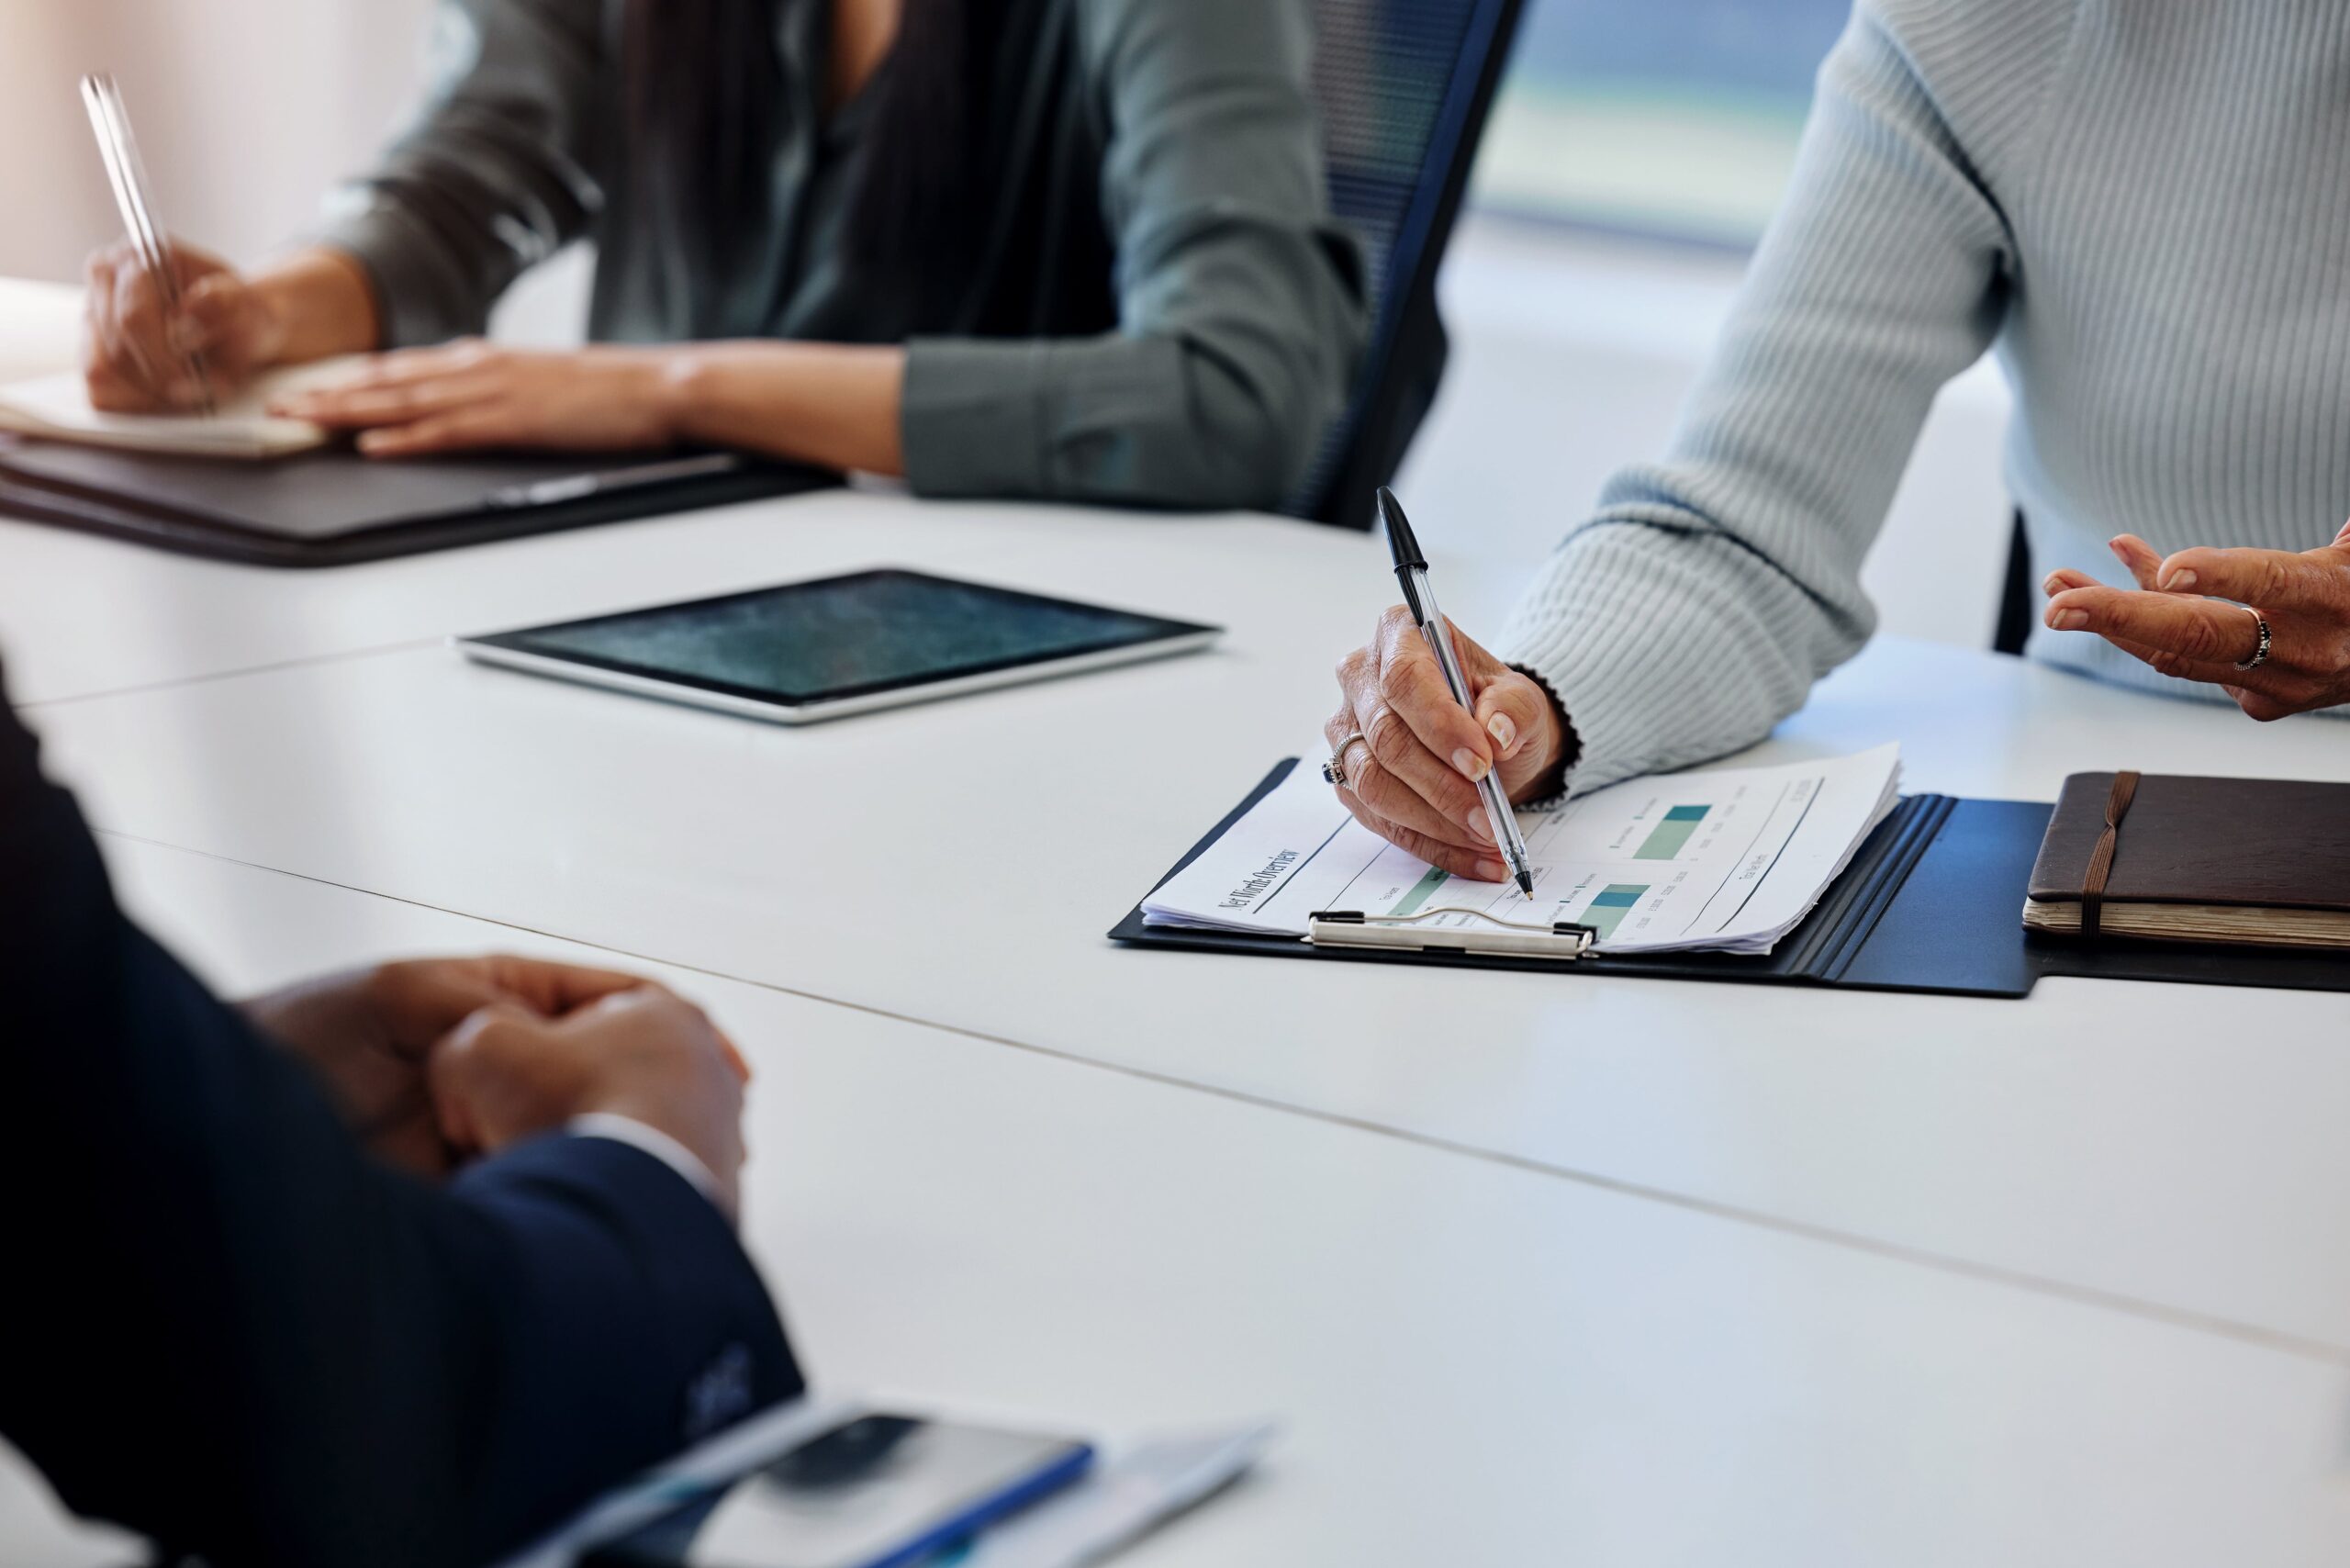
[[1993, 511, 2032, 655], [1284, 0, 1529, 530]]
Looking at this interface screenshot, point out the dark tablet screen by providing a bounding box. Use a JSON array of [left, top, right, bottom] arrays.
[[472, 569, 1219, 707]]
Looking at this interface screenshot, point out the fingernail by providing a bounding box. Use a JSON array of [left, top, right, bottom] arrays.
[[1451, 747, 1490, 782], [1487, 713, 1517, 756], [1476, 859, 1509, 882], [2052, 610, 2087, 631], [1463, 810, 1495, 845], [2159, 569, 2195, 591]]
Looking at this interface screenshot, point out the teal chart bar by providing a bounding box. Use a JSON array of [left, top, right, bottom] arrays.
[[1583, 882, 1649, 941], [1635, 804, 1710, 860]]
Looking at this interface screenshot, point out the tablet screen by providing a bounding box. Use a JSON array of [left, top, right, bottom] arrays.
[[473, 569, 1218, 708]]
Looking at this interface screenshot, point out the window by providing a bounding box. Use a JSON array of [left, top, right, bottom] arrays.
[[1472, 0, 1851, 248]]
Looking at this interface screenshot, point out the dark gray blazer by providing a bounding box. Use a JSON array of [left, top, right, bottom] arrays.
[[322, 0, 1370, 510]]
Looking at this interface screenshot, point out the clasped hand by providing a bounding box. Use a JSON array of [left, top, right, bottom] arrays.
[[2042, 526, 2350, 719], [244, 957, 750, 1212]]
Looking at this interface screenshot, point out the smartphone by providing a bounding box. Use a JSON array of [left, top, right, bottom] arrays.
[[588, 1412, 1095, 1568]]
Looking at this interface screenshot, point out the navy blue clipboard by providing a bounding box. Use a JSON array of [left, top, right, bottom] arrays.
[[1108, 759, 2350, 1000]]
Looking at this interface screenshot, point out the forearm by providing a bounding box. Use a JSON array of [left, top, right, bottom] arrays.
[[662, 342, 907, 476], [248, 246, 383, 365], [1504, 523, 1859, 795]]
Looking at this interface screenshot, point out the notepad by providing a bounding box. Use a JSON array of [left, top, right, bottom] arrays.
[[2023, 771, 2350, 949], [0, 356, 368, 459], [1143, 744, 1903, 956]]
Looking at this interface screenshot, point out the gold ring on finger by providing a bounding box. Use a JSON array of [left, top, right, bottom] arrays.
[[2233, 605, 2272, 672]]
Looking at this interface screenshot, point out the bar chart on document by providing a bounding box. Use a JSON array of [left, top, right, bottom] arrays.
[[1142, 745, 1902, 957], [1337, 770, 1844, 947]]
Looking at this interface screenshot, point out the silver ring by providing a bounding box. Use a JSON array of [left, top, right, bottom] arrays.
[[1322, 731, 1368, 787], [2234, 607, 2272, 671]]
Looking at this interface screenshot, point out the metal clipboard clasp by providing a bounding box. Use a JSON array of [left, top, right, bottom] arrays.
[[1306, 907, 1597, 961]]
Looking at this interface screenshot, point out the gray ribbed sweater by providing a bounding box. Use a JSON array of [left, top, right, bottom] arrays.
[[1505, 0, 2350, 796]]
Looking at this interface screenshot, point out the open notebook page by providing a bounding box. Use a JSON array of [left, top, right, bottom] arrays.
[[0, 355, 369, 460], [1144, 744, 1903, 956]]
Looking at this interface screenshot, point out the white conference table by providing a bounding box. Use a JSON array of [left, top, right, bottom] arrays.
[[19, 495, 2350, 1361], [15, 838, 2350, 1567], [6, 282, 2350, 1562]]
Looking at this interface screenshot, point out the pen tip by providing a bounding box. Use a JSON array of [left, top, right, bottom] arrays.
[[1516, 872, 1536, 900]]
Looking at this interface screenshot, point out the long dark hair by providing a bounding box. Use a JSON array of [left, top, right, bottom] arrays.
[[623, 0, 1002, 292]]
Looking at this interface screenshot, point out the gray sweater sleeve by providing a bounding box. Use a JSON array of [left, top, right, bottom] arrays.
[[1505, 0, 2076, 794], [900, 0, 1368, 510], [318, 0, 606, 347]]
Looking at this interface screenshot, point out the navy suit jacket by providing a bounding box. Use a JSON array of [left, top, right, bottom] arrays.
[[0, 672, 803, 1566]]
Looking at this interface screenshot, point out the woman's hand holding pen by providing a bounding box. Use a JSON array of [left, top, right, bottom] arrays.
[[2042, 528, 2350, 719], [1326, 607, 1572, 882], [83, 240, 282, 411], [83, 240, 380, 412]]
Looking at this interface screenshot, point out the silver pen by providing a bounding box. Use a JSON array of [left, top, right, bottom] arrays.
[[1377, 486, 1537, 899], [80, 73, 215, 415]]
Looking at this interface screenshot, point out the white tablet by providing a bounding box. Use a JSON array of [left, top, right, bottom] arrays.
[[456, 568, 1223, 723]]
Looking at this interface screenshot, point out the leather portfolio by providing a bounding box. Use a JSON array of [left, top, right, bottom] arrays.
[[1111, 760, 2350, 999]]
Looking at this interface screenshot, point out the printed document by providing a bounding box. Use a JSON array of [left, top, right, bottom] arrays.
[[1144, 745, 1902, 956]]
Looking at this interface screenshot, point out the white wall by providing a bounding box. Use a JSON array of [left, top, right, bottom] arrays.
[[1400, 218, 2017, 651], [0, 0, 592, 341], [0, 0, 440, 280]]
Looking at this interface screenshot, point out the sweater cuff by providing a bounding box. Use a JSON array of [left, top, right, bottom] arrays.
[[1501, 527, 1709, 798], [901, 338, 1047, 498]]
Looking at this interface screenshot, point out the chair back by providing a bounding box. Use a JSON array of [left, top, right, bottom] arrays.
[[1286, 0, 1529, 527]]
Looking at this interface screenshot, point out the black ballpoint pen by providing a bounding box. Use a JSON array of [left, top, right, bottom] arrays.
[[1377, 487, 1538, 899]]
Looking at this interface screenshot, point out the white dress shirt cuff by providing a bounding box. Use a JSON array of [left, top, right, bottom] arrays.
[[566, 1113, 728, 1217]]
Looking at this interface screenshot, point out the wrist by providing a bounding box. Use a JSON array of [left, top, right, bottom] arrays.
[[650, 346, 716, 446], [1507, 662, 1578, 801], [251, 247, 382, 365]]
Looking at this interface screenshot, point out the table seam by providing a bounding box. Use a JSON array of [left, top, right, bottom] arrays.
[[14, 635, 446, 711]]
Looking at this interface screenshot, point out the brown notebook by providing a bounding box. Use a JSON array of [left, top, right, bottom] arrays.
[[2024, 771, 2350, 949]]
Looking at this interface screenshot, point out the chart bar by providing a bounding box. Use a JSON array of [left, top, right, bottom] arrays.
[[1390, 867, 1450, 916], [1634, 804, 1710, 860], [1583, 882, 1649, 941]]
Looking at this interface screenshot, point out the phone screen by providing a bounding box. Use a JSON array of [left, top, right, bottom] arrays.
[[598, 1413, 1092, 1568]]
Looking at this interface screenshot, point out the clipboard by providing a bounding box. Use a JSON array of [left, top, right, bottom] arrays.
[[1109, 760, 2350, 999], [0, 438, 831, 567]]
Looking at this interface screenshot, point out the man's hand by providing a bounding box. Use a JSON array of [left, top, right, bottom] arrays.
[[243, 957, 645, 1177], [2043, 527, 2350, 720], [431, 985, 753, 1218], [1325, 606, 1572, 881]]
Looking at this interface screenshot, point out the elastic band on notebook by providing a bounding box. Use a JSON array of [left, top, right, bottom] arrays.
[[2079, 769, 2141, 940]]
